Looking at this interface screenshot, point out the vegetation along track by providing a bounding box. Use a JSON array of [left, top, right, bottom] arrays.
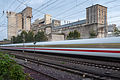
[[4, 51, 120, 80]]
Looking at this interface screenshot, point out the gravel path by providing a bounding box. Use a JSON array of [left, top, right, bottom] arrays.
[[24, 67, 55, 80], [14, 58, 88, 80]]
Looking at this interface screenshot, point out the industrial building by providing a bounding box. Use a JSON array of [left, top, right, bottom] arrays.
[[52, 4, 108, 39], [7, 7, 32, 40], [7, 4, 108, 41], [31, 4, 108, 40], [31, 14, 64, 41]]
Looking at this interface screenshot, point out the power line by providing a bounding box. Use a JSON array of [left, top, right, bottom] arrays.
[[32, 0, 53, 15], [0, 0, 28, 32], [15, 0, 58, 21], [32, 0, 75, 20], [44, 0, 68, 13], [33, 0, 59, 18], [0, 11, 5, 21], [103, 0, 118, 5], [108, 15, 120, 19], [62, 10, 85, 19], [0, 0, 17, 25], [109, 19, 120, 23], [14, 0, 30, 11], [56, 0, 119, 20], [2, 0, 120, 28], [54, 0, 89, 18], [6, 0, 17, 10]]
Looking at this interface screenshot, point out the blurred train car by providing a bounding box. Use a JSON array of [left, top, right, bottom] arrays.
[[0, 37, 120, 58]]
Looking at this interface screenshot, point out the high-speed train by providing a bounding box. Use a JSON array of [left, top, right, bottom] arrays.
[[0, 37, 120, 58]]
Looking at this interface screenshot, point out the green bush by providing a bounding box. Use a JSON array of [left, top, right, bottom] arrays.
[[0, 53, 26, 80], [67, 30, 80, 40]]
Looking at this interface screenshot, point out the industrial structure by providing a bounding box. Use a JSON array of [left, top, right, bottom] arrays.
[[7, 7, 32, 40], [31, 14, 64, 41], [52, 4, 107, 39], [7, 4, 108, 41], [31, 4, 108, 40]]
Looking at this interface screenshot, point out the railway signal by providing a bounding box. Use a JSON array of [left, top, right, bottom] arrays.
[[33, 41, 36, 54]]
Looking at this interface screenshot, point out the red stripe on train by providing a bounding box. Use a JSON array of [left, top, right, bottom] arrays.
[[15, 47, 120, 53]]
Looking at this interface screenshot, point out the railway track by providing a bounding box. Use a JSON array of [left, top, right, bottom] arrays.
[[20, 62, 57, 80], [13, 55, 84, 80], [8, 50, 120, 71], [26, 52, 120, 71], [14, 55, 101, 80], [5, 50, 120, 80]]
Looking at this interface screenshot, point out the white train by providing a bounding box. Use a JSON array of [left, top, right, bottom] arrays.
[[1, 37, 120, 58]]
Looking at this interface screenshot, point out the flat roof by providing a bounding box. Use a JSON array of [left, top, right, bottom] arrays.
[[53, 19, 86, 29]]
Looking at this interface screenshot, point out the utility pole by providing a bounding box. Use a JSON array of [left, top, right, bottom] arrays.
[[25, 16, 26, 31], [33, 35, 36, 53], [11, 37, 13, 44], [104, 10, 107, 38], [33, 42, 36, 54], [23, 34, 25, 53]]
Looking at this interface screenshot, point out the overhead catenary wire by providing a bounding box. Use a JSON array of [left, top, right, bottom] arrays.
[[3, 0, 120, 25], [33, 0, 59, 18], [56, 0, 120, 20], [54, 0, 89, 18], [0, 11, 5, 21], [14, 0, 30, 11], [43, 0, 67, 13], [0, 0, 17, 27], [103, 0, 118, 5], [6, 0, 17, 11], [32, 0, 75, 22], [32, 0, 54, 15], [0, 0, 29, 40], [0, 0, 27, 29], [16, 0, 46, 14], [15, 0, 59, 21], [32, 0, 88, 22], [32, 0, 76, 20]]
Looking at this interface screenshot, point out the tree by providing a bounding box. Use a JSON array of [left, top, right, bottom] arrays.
[[11, 36, 16, 43], [35, 31, 48, 42], [11, 30, 48, 43], [73, 30, 80, 39], [3, 39, 8, 41], [67, 32, 73, 40], [11, 35, 23, 43], [11, 31, 28, 43], [16, 35, 23, 43], [26, 31, 34, 42], [20, 30, 28, 42], [0, 53, 26, 80], [113, 27, 120, 37], [89, 30, 97, 38], [67, 30, 80, 40]]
